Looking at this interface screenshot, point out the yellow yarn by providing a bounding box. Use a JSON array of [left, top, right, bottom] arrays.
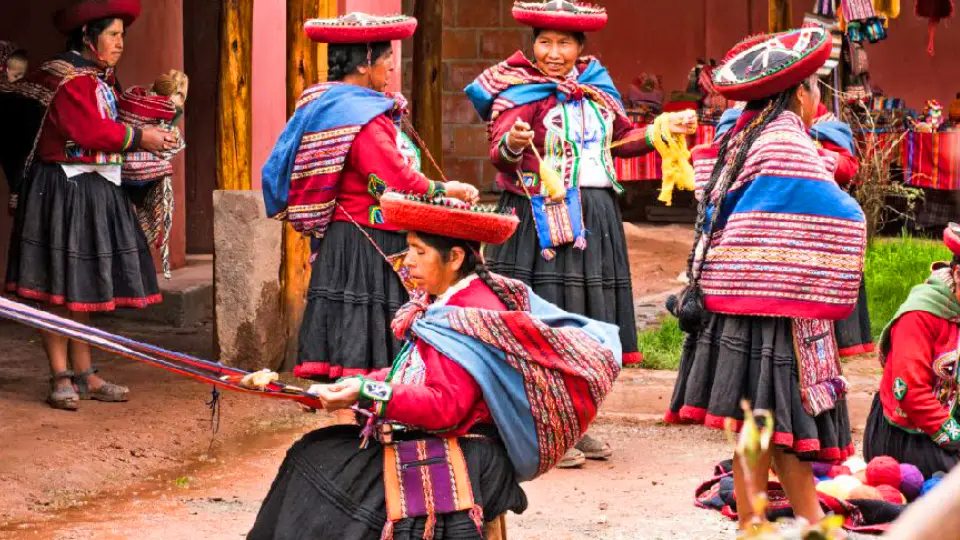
[[873, 0, 900, 21], [651, 113, 695, 206], [539, 159, 565, 200]]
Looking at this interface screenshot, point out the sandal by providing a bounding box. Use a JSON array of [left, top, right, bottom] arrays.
[[575, 433, 613, 460], [73, 367, 129, 402], [556, 447, 586, 469], [47, 370, 79, 411]]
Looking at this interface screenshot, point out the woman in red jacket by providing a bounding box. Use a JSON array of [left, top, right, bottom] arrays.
[[5, 0, 175, 410], [261, 14, 478, 427], [864, 224, 960, 477]]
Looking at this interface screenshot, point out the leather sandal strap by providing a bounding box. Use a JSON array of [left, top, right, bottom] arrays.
[[50, 370, 75, 382], [75, 367, 99, 378]]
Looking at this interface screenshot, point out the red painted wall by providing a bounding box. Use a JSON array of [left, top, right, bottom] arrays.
[[252, 0, 288, 191], [0, 0, 186, 272]]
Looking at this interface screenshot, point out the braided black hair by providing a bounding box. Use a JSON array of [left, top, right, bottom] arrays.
[[327, 42, 391, 81], [674, 81, 809, 332], [66, 17, 117, 52], [414, 232, 521, 311]]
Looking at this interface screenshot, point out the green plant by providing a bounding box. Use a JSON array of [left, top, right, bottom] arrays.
[[636, 316, 684, 370], [865, 234, 952, 338]]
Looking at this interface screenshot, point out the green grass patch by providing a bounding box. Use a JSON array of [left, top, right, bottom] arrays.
[[864, 234, 952, 338], [637, 316, 684, 371], [635, 233, 952, 371]]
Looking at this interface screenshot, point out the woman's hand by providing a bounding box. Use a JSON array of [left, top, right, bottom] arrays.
[[444, 181, 480, 205], [506, 119, 535, 153], [666, 110, 698, 135], [139, 126, 178, 154], [307, 378, 362, 412]]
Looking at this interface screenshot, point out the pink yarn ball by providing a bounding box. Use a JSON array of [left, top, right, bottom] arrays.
[[866, 456, 902, 488], [828, 465, 852, 478], [899, 463, 924, 500], [875, 484, 907, 505]]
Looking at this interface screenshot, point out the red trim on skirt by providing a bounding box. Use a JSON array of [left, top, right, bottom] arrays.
[[838, 342, 875, 358], [664, 404, 854, 462], [623, 352, 643, 366], [293, 361, 375, 381], [7, 283, 162, 312]]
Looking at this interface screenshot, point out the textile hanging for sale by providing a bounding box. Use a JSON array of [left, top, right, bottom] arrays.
[[816, 0, 838, 17], [903, 130, 960, 190], [841, 0, 887, 42], [769, 0, 794, 31]]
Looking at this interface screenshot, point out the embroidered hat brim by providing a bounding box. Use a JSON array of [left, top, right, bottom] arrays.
[[511, 1, 608, 32], [381, 192, 519, 245], [714, 27, 833, 102], [944, 222, 960, 257], [54, 0, 142, 35], [304, 13, 417, 44]]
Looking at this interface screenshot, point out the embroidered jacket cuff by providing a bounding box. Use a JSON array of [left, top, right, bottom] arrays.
[[499, 134, 523, 163], [933, 417, 960, 447], [127, 127, 142, 152]]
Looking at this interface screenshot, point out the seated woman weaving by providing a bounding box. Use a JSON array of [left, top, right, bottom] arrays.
[[247, 192, 624, 540]]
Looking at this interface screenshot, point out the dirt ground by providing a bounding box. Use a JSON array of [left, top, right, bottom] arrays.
[[0, 223, 882, 539]]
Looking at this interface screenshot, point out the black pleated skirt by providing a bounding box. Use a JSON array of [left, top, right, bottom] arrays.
[[666, 313, 854, 462], [5, 162, 160, 311], [295, 221, 408, 382], [484, 188, 640, 364], [247, 425, 528, 540], [835, 277, 874, 357], [863, 394, 958, 478]]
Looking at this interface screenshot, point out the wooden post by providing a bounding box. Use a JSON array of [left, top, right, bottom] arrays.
[[279, 0, 337, 369], [768, 0, 792, 32], [216, 0, 253, 191], [412, 0, 444, 180]]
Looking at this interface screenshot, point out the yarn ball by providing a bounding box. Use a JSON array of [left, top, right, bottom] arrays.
[[847, 485, 883, 501], [829, 465, 852, 478], [844, 456, 868, 474], [899, 463, 924, 500], [817, 479, 854, 500], [866, 456, 902, 488], [875, 484, 907, 505], [854, 469, 869, 484], [920, 477, 941, 497], [832, 475, 863, 495], [812, 462, 834, 477]]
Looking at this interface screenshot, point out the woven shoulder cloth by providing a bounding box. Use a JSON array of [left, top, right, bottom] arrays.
[[410, 273, 622, 481], [261, 81, 403, 237], [464, 52, 626, 134], [692, 111, 866, 321]]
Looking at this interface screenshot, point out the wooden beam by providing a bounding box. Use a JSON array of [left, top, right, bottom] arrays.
[[279, 0, 337, 370], [768, 0, 792, 32], [216, 0, 253, 191], [412, 0, 444, 180]]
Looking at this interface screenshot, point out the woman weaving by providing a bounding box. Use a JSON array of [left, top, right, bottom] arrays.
[[665, 28, 867, 532], [248, 192, 623, 539], [464, 0, 697, 467], [262, 14, 479, 418]]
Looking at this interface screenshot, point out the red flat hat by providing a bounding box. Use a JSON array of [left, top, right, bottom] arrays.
[[381, 192, 519, 245], [944, 223, 960, 257], [54, 0, 141, 35], [304, 13, 417, 44], [713, 27, 832, 102], [512, 1, 608, 33]]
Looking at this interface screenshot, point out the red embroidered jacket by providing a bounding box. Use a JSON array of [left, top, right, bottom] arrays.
[[365, 277, 501, 435], [880, 311, 960, 446], [332, 114, 440, 231], [36, 72, 139, 165], [488, 89, 654, 196]]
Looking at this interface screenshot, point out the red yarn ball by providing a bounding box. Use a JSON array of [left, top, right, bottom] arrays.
[[875, 484, 907, 505], [866, 456, 902, 488]]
